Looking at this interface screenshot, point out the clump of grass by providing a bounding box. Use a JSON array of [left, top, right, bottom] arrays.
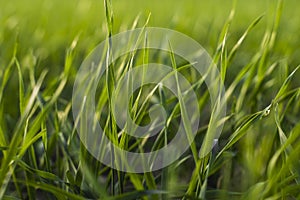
[[0, 0, 300, 199]]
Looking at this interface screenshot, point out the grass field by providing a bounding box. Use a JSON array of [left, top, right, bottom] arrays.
[[1, 0, 300, 199]]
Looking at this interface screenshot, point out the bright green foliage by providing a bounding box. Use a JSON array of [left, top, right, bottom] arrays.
[[0, 0, 300, 199]]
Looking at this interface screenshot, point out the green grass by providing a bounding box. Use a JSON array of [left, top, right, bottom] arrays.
[[1, 0, 300, 199]]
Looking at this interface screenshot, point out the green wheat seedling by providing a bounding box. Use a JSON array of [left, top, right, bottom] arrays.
[[0, 0, 300, 199]]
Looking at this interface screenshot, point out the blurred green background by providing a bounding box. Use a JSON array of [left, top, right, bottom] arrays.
[[1, 0, 300, 61]]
